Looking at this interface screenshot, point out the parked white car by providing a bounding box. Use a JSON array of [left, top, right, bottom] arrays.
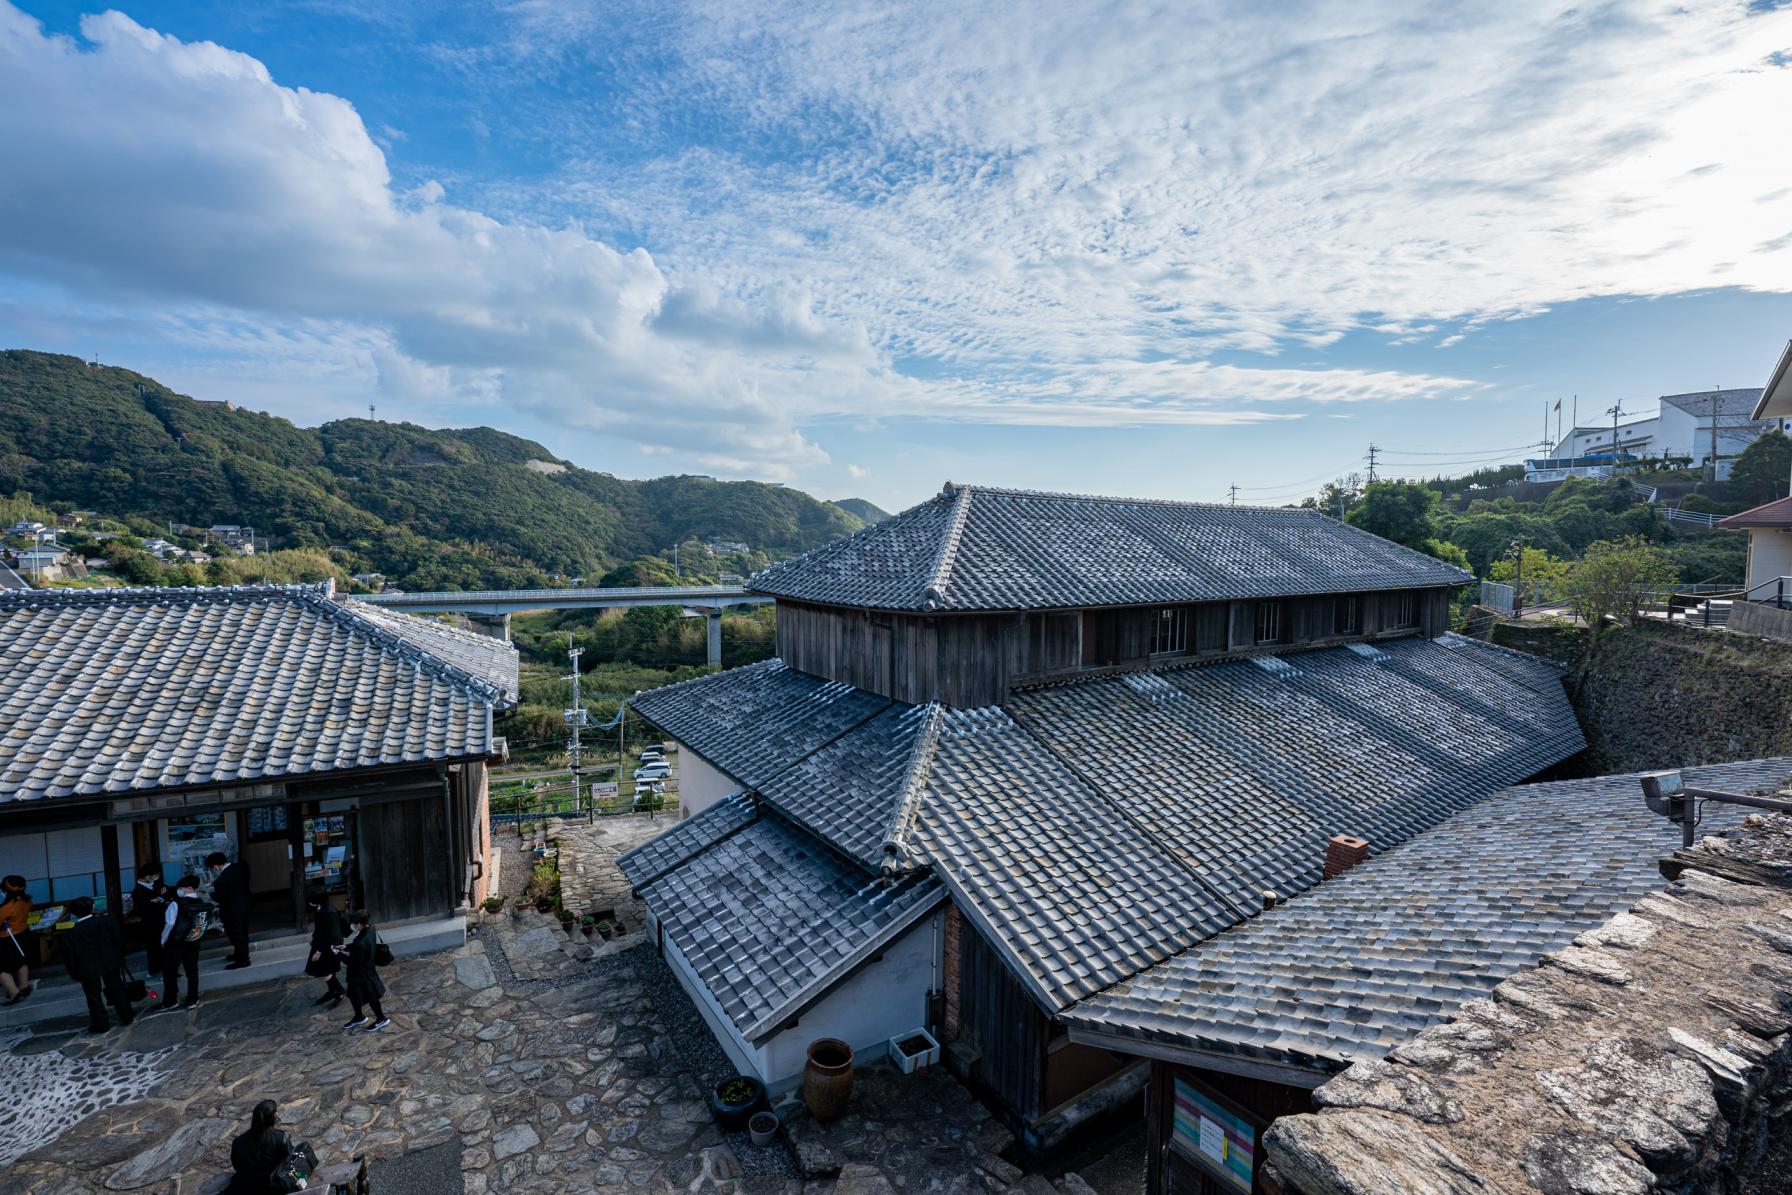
[[633, 762, 671, 781]]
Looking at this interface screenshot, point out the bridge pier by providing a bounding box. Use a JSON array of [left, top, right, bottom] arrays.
[[464, 612, 512, 641], [707, 608, 722, 669]]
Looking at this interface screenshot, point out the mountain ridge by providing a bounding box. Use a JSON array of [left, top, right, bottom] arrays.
[[0, 349, 864, 589]]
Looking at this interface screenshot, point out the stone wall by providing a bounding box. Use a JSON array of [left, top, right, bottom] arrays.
[[1261, 814, 1792, 1195], [1493, 621, 1792, 774]]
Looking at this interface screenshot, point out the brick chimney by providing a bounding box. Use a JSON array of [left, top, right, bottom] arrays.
[[1324, 834, 1370, 879]]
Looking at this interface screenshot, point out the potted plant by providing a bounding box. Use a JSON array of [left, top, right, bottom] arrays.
[[596, 920, 613, 940], [748, 1111, 780, 1148], [580, 914, 596, 938], [708, 1074, 768, 1132], [612, 921, 627, 935], [889, 1028, 941, 1074], [510, 897, 529, 921], [481, 896, 504, 920]]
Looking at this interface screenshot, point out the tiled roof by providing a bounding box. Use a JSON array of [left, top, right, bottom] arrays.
[[1717, 495, 1792, 529], [1061, 757, 1792, 1075], [755, 703, 941, 872], [626, 634, 1583, 1017], [640, 816, 943, 1043], [0, 585, 504, 803], [1658, 387, 1765, 418], [629, 659, 891, 788], [915, 705, 1232, 1008], [615, 790, 756, 890], [750, 484, 1471, 612], [342, 598, 521, 703], [1008, 635, 1585, 916]]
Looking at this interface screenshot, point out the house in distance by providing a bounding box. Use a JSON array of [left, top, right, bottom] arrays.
[[622, 483, 1585, 1152]]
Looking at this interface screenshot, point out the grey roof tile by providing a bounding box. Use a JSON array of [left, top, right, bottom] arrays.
[[627, 637, 1582, 1016], [640, 816, 943, 1042], [616, 790, 756, 890], [0, 584, 502, 802], [914, 705, 1231, 1009], [1062, 756, 1792, 1073], [751, 485, 1471, 612], [1657, 388, 1764, 417], [629, 659, 891, 788], [342, 598, 520, 703]]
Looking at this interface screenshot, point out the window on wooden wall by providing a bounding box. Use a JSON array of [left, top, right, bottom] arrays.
[[1150, 607, 1188, 656], [1392, 591, 1419, 628], [1254, 601, 1284, 645], [1333, 594, 1362, 636]]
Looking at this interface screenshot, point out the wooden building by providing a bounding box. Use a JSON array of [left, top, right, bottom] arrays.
[[624, 484, 1585, 1156], [0, 583, 516, 979]]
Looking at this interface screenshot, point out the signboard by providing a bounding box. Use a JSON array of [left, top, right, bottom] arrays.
[[591, 781, 620, 801], [1171, 1074, 1254, 1193]]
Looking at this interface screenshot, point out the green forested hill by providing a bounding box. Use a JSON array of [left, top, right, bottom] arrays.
[[0, 350, 864, 588], [830, 497, 891, 523]]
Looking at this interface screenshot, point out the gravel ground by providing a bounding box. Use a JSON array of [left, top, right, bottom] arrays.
[[367, 1135, 465, 1194]]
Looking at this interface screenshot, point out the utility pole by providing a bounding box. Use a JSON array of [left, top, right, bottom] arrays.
[[1366, 444, 1379, 485], [565, 640, 584, 815], [1227, 484, 1238, 507], [1606, 403, 1625, 472], [368, 403, 376, 421], [1709, 389, 1721, 484], [1510, 538, 1525, 619]]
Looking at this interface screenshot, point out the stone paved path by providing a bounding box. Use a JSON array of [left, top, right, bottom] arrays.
[[3, 906, 1137, 1194]]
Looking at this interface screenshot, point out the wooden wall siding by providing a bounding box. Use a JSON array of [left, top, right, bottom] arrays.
[[958, 926, 1048, 1121], [778, 588, 1457, 706], [357, 793, 456, 923], [775, 600, 1018, 707]]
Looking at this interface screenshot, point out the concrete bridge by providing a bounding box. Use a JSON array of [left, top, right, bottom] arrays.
[[359, 584, 770, 664]]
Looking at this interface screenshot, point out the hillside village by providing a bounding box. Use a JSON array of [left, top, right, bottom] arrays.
[[3, 345, 1792, 1194]]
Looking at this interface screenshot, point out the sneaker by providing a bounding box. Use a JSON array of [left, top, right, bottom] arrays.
[[343, 1017, 368, 1030], [314, 992, 338, 1006], [223, 961, 249, 971], [147, 1000, 179, 1014], [180, 999, 200, 1010], [365, 1018, 390, 1033]]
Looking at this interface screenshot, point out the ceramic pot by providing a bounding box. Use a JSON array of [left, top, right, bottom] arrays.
[[748, 1111, 779, 1148], [802, 1037, 854, 1122], [709, 1075, 768, 1132]]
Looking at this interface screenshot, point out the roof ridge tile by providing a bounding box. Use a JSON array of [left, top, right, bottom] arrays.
[[920, 483, 973, 609]]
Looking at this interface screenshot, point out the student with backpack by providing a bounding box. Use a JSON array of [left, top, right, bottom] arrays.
[[153, 875, 213, 1012]]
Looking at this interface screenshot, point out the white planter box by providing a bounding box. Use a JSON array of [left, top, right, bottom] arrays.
[[890, 1028, 941, 1074]]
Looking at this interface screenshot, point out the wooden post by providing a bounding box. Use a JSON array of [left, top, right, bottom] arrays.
[[100, 823, 123, 919]]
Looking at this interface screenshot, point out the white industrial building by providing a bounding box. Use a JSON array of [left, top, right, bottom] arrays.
[[1531, 387, 1783, 481]]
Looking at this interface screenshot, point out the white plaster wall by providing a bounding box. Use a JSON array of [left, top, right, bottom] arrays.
[[658, 910, 943, 1091], [675, 745, 737, 819], [1746, 529, 1792, 593], [755, 911, 942, 1090]]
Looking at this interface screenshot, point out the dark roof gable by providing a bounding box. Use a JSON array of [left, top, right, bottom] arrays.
[[750, 483, 1470, 612]]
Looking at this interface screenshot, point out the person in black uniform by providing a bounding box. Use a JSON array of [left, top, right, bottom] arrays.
[[128, 865, 167, 976], [339, 910, 389, 1032], [304, 889, 345, 1007], [205, 851, 251, 969], [60, 897, 135, 1034], [153, 875, 211, 1012], [225, 1099, 293, 1194]]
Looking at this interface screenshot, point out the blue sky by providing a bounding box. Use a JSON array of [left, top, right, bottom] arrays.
[[3, 1, 1792, 513]]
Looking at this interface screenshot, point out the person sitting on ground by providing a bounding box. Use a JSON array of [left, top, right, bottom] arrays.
[[339, 910, 389, 1033], [59, 896, 135, 1035], [0, 874, 33, 1006]]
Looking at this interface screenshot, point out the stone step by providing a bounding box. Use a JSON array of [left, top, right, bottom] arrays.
[[0, 915, 466, 1030]]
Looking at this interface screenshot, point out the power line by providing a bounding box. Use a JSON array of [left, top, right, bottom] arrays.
[[1365, 444, 1379, 484]]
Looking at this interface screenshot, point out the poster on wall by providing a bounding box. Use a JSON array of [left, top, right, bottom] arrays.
[[1171, 1074, 1255, 1194]]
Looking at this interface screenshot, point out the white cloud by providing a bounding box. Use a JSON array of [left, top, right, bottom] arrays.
[[4, 1, 1789, 481], [526, 0, 1792, 382]]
